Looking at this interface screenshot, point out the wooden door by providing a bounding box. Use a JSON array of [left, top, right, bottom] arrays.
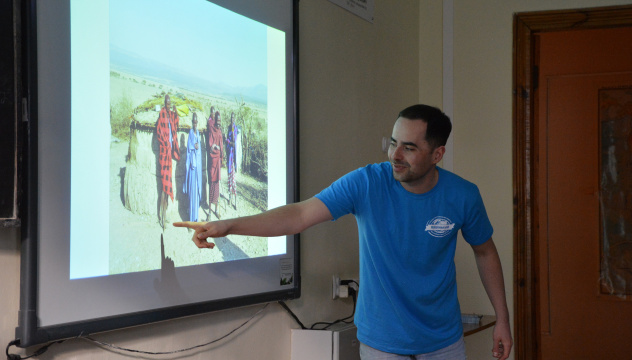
[[536, 27, 632, 359]]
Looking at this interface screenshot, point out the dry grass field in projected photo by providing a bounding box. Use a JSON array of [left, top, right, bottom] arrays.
[[108, 70, 271, 275]]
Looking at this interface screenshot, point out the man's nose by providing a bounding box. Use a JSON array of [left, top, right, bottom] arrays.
[[390, 145, 403, 160]]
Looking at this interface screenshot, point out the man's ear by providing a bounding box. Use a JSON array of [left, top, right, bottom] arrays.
[[432, 146, 446, 164]]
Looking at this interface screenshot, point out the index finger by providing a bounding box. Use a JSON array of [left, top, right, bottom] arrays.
[[173, 221, 204, 229]]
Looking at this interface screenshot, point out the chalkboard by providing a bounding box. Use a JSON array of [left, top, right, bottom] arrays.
[[0, 0, 20, 227]]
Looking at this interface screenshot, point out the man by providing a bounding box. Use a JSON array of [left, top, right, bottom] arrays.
[[174, 105, 512, 360], [206, 109, 223, 220], [156, 94, 180, 230], [184, 113, 203, 222]]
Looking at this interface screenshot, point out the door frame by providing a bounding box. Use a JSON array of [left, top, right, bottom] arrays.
[[513, 5, 632, 360]]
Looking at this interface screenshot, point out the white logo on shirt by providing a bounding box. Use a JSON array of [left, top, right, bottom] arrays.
[[425, 216, 455, 237]]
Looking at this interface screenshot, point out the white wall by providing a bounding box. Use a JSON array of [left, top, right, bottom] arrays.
[[0, 1, 419, 358]]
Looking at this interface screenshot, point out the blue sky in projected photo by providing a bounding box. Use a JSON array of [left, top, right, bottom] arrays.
[[109, 0, 268, 91]]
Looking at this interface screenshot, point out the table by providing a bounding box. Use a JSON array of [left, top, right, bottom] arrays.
[[463, 315, 496, 336]]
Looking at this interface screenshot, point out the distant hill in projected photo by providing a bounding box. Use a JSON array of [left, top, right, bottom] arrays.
[[109, 44, 268, 105]]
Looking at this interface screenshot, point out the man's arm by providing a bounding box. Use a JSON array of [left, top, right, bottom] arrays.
[[471, 238, 513, 360], [174, 197, 333, 249]]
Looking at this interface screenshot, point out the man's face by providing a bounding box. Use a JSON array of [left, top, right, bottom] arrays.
[[388, 117, 444, 193], [216, 114, 221, 126], [165, 95, 171, 109], [192, 118, 198, 130]]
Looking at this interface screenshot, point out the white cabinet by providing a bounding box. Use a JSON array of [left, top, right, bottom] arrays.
[[290, 323, 360, 360]]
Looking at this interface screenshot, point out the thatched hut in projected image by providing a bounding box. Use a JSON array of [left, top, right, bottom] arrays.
[[123, 109, 208, 225]]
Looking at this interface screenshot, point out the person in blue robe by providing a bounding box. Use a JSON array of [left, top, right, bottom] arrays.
[[184, 113, 203, 221]]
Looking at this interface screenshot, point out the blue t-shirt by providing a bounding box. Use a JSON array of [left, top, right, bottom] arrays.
[[315, 162, 493, 354]]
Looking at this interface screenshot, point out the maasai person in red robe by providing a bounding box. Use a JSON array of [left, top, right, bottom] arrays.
[[206, 109, 223, 220], [156, 94, 180, 229]]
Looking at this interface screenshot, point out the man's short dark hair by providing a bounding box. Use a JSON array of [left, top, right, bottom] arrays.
[[398, 104, 452, 148]]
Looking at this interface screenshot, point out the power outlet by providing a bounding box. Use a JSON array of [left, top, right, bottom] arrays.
[[332, 275, 349, 299]]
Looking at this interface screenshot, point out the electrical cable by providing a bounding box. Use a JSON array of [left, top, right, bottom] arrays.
[[83, 303, 269, 356], [6, 339, 66, 360], [309, 289, 357, 330], [278, 301, 307, 329], [278, 280, 359, 332], [7, 282, 359, 358], [5, 303, 268, 359]]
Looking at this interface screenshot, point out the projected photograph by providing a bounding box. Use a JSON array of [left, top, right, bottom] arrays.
[[19, 0, 297, 344], [106, 0, 285, 275]]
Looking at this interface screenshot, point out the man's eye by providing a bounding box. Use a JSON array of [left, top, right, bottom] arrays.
[[389, 142, 396, 147]]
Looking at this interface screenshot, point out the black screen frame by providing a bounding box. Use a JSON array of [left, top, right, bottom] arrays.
[[16, 0, 300, 348]]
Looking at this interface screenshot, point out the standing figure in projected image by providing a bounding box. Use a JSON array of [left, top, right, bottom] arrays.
[[156, 94, 181, 230], [206, 108, 223, 220], [226, 112, 239, 209], [184, 113, 203, 222]]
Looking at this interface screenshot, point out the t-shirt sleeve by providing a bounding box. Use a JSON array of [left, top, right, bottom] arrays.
[[460, 186, 494, 245], [314, 169, 364, 220]]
